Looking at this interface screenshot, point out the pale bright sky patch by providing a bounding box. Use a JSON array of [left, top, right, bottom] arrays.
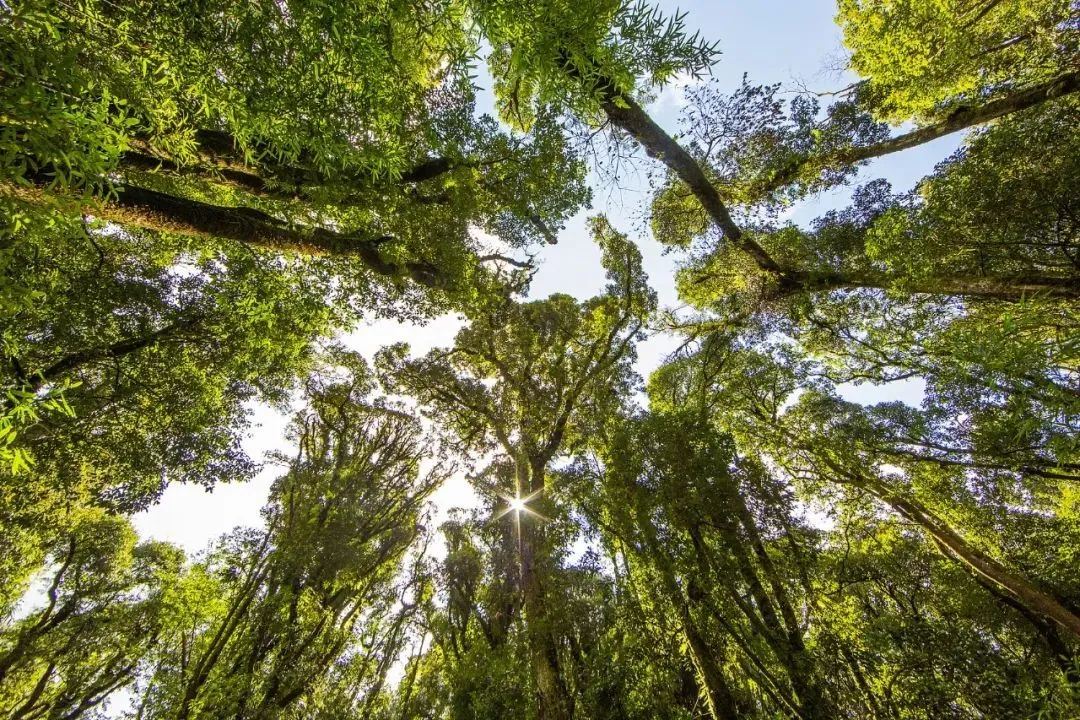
[[649, 70, 704, 114]]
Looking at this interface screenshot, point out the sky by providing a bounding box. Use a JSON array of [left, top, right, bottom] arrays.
[[133, 0, 965, 556]]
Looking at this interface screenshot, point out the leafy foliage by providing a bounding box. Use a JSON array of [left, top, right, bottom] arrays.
[[838, 0, 1079, 122], [3, 1, 1080, 719]]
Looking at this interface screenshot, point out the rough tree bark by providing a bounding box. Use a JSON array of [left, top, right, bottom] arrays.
[[97, 184, 444, 288]]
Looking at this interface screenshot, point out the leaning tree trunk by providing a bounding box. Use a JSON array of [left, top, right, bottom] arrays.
[[813, 271, 1080, 301], [880, 484, 1080, 640], [646, 539, 740, 720], [828, 461, 1080, 641], [690, 478, 834, 720], [23, 172, 445, 289]]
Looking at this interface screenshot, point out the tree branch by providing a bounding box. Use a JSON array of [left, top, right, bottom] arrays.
[[477, 254, 534, 269], [21, 314, 205, 392], [79, 181, 447, 289], [756, 69, 1080, 197], [556, 49, 785, 277]]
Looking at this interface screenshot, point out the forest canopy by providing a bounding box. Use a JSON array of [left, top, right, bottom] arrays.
[[2, 0, 1080, 718]]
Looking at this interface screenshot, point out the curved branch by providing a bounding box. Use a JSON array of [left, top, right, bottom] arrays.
[[32, 314, 203, 390]]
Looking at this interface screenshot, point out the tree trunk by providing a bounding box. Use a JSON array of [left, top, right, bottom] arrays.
[[520, 523, 573, 720], [685, 471, 833, 720], [178, 545, 271, 720], [516, 455, 573, 720], [179, 129, 457, 189], [723, 484, 835, 720], [120, 147, 276, 199], [555, 49, 782, 276], [828, 272, 1080, 300], [898, 491, 1080, 639], [107, 184, 443, 288], [120, 141, 458, 204], [968, 571, 1080, 684], [832, 462, 1080, 641], [598, 93, 782, 274], [638, 516, 740, 720], [681, 606, 740, 720], [690, 522, 831, 720], [659, 561, 740, 719]]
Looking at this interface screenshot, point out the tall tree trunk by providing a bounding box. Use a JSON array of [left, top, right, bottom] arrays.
[[108, 184, 443, 288], [598, 93, 782, 275], [134, 129, 458, 194], [632, 502, 741, 720], [968, 572, 1079, 684], [681, 605, 740, 720], [178, 543, 271, 720], [690, 580, 805, 719], [820, 271, 1080, 300], [649, 546, 740, 720], [520, 523, 573, 720], [687, 473, 833, 720], [555, 50, 781, 276], [119, 148, 276, 199], [724, 485, 835, 720], [612, 489, 745, 719], [516, 455, 573, 720], [24, 174, 445, 289], [689, 522, 831, 720]]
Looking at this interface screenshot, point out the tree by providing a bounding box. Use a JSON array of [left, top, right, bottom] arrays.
[[658, 332, 1080, 654], [672, 96, 1080, 312], [1, 0, 592, 485], [4, 0, 588, 285], [0, 511, 184, 720], [132, 358, 444, 719], [4, 1, 1080, 717], [466, 0, 1080, 303], [0, 0, 595, 616], [0, 230, 336, 611], [381, 217, 654, 720], [571, 402, 838, 720], [420, 509, 531, 720]]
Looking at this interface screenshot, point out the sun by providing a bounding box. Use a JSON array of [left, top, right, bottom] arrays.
[[495, 489, 548, 522]]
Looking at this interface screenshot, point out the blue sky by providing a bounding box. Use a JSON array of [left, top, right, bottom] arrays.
[[134, 0, 965, 554]]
